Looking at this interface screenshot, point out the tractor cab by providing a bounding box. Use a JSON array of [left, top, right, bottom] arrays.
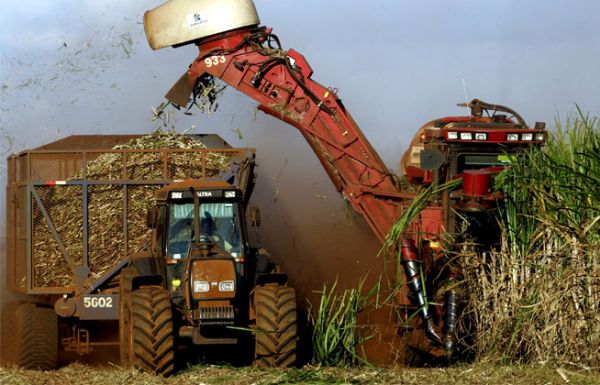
[[149, 179, 251, 334], [162, 182, 244, 266]]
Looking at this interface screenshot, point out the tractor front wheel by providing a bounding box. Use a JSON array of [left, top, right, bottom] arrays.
[[253, 285, 297, 367], [129, 286, 175, 376]]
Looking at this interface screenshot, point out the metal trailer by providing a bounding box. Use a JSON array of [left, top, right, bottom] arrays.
[[3, 134, 253, 369]]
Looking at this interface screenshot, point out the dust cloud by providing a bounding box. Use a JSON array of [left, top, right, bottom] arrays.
[[241, 117, 404, 364]]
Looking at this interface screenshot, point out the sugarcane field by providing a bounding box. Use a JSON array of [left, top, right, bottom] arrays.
[[0, 1, 599, 385]]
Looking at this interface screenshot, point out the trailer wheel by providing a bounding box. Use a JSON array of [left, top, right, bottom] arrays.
[[253, 285, 297, 367], [17, 303, 58, 370], [130, 286, 175, 376]]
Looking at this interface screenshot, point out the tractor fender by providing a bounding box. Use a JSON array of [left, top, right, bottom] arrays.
[[132, 275, 164, 291], [130, 250, 162, 278], [249, 274, 288, 322], [255, 273, 287, 287]]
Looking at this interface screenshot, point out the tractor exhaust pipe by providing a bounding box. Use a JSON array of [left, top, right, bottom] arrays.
[[401, 238, 442, 345]]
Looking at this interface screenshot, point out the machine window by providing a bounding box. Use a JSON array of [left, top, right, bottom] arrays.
[[200, 202, 242, 256], [166, 201, 242, 259], [457, 154, 508, 173], [167, 202, 194, 260]]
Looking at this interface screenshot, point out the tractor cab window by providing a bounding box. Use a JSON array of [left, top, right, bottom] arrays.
[[166, 200, 242, 260], [456, 153, 509, 174], [167, 202, 194, 260], [199, 202, 242, 257]]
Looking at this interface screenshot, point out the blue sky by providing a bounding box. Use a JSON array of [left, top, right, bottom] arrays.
[[1, 0, 599, 159], [1, 0, 599, 303]]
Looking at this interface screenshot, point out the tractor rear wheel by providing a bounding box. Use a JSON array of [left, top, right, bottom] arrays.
[[254, 285, 297, 367], [16, 303, 58, 370], [130, 286, 175, 376]]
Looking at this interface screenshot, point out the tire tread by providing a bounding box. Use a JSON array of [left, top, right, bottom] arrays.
[[17, 303, 58, 370], [131, 286, 175, 376], [254, 285, 297, 368]]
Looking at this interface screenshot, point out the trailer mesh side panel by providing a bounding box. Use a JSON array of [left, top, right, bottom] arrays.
[[32, 185, 84, 288], [11, 140, 251, 292], [13, 185, 28, 291], [127, 152, 165, 180], [127, 185, 158, 254], [87, 185, 125, 281], [30, 153, 85, 181], [85, 153, 125, 180], [168, 151, 205, 180], [205, 152, 234, 178]]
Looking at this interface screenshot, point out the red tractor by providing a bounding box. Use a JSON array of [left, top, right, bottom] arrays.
[[144, 0, 545, 359]]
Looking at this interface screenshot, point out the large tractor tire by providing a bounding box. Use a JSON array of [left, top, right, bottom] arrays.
[[129, 286, 175, 376], [16, 303, 58, 370], [254, 285, 297, 367]]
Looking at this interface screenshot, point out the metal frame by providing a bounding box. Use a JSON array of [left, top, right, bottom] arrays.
[[20, 148, 248, 180], [10, 145, 253, 296], [27, 180, 169, 295]]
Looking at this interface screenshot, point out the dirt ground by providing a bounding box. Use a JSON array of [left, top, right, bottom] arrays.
[[0, 363, 598, 385]]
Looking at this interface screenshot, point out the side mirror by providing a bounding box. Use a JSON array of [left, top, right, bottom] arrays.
[[146, 206, 158, 228], [247, 205, 261, 227]]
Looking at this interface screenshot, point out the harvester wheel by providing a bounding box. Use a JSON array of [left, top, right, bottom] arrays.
[[130, 286, 175, 376], [16, 303, 58, 370], [253, 285, 297, 367]]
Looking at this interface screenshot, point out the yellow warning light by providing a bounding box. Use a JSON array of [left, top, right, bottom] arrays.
[[172, 279, 182, 287], [429, 241, 441, 249]]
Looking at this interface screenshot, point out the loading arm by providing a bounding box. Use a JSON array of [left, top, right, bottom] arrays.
[[165, 26, 452, 351], [168, 27, 414, 243]]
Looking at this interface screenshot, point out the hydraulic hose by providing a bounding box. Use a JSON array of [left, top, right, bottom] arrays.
[[401, 238, 442, 345], [443, 289, 458, 355]]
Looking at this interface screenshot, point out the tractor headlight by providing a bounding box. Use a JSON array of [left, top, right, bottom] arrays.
[[460, 132, 473, 140], [193, 281, 210, 293], [224, 190, 237, 198], [219, 280, 235, 292], [535, 133, 545, 141], [506, 133, 519, 141], [447, 131, 458, 140], [475, 133, 487, 141], [521, 133, 533, 141]]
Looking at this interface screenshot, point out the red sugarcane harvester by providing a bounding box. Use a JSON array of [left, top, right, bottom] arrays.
[[144, 0, 546, 358]]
